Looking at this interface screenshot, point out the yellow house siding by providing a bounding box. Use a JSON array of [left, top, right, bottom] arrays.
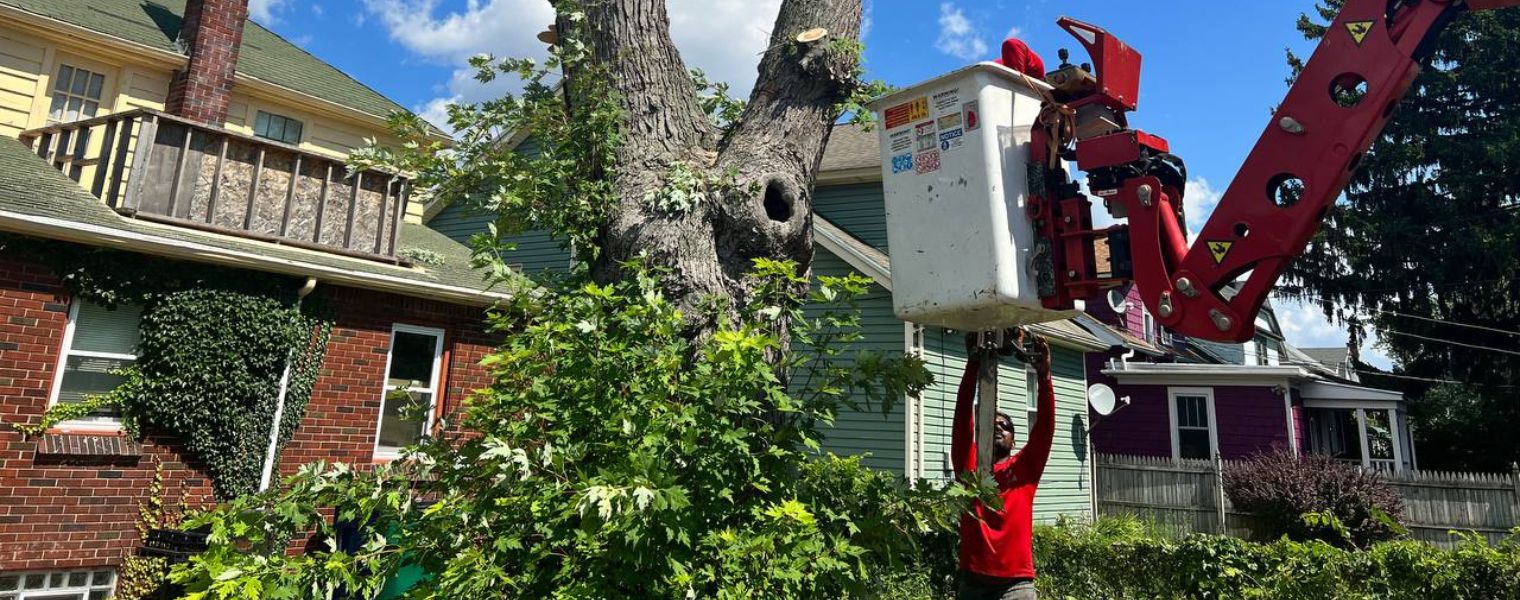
[[0, 30, 46, 137], [118, 68, 171, 112]]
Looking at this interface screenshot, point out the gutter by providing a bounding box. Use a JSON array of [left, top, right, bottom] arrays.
[[0, 209, 508, 307]]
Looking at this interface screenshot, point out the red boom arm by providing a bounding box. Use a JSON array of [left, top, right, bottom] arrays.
[[1046, 0, 1517, 342]]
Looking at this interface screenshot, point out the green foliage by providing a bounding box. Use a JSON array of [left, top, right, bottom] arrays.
[[396, 247, 446, 266], [169, 260, 950, 599], [131, 289, 332, 500], [351, 3, 623, 280], [117, 464, 182, 600], [1025, 516, 1520, 600], [0, 236, 332, 500], [1280, 4, 1520, 469], [690, 68, 746, 126]]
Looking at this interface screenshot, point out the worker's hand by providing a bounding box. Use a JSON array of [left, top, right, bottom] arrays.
[[1030, 334, 1051, 377]]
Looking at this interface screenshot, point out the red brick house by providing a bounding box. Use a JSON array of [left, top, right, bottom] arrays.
[[0, 0, 502, 593]]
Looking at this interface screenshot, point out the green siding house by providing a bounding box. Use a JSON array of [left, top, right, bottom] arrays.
[[427, 126, 1105, 522]]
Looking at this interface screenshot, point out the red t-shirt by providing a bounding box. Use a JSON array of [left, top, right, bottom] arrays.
[[951, 357, 1056, 579]]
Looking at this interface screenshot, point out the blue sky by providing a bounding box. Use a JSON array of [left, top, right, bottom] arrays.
[[251, 0, 1389, 368]]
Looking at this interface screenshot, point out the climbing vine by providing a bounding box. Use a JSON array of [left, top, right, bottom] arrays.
[[1, 235, 333, 500]]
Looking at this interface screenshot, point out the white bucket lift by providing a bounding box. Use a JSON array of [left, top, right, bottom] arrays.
[[867, 62, 1077, 331]]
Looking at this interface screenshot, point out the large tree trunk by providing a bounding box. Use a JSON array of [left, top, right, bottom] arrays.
[[574, 0, 864, 334]]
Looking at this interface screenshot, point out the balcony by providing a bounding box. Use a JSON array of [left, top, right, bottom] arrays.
[[20, 109, 411, 262]]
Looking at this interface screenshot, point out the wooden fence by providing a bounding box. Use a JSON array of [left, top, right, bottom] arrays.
[[1094, 453, 1519, 547]]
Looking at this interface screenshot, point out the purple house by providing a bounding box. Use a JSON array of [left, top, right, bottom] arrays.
[[1075, 283, 1415, 473]]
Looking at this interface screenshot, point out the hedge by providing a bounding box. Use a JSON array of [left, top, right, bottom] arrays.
[[881, 516, 1520, 600]]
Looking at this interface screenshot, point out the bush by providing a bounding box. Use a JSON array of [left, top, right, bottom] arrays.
[[1031, 516, 1520, 600], [1224, 450, 1405, 547]]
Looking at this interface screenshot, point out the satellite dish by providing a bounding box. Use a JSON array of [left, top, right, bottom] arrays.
[[1088, 383, 1121, 417], [1106, 289, 1128, 312]]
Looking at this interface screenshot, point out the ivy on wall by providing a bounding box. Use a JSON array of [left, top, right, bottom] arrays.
[[1, 235, 334, 500]]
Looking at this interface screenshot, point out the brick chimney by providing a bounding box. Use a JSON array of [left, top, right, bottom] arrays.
[[166, 0, 249, 126]]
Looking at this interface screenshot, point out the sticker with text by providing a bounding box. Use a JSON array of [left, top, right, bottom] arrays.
[[915, 121, 938, 153], [884, 97, 928, 130], [888, 129, 913, 154], [932, 88, 961, 115], [939, 127, 964, 152], [963, 101, 980, 131]]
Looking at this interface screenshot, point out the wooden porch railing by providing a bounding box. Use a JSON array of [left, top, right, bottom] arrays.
[[20, 109, 411, 262]]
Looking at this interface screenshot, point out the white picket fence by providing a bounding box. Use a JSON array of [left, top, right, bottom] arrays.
[[1094, 453, 1520, 547]]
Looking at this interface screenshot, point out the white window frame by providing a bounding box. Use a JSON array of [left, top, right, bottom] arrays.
[[373, 323, 446, 460], [1167, 387, 1219, 461], [1142, 306, 1155, 344], [0, 568, 116, 598], [46, 301, 134, 432], [1025, 364, 1039, 429]]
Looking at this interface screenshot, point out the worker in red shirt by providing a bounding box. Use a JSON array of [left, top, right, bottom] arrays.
[[952, 332, 1054, 600]]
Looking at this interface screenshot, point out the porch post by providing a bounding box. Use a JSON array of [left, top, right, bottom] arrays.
[[1355, 408, 1372, 470]]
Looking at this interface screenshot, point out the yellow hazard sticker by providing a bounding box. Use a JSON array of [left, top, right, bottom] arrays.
[[883, 98, 929, 130], [1207, 240, 1234, 265], [1346, 20, 1374, 46]]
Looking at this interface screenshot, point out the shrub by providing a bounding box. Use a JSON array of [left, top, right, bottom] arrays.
[[1031, 517, 1520, 600], [1223, 451, 1405, 547]]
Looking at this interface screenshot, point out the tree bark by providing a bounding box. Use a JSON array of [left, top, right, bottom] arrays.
[[575, 0, 863, 333]]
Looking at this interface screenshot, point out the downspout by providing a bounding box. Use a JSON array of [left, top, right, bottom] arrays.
[[259, 277, 319, 492]]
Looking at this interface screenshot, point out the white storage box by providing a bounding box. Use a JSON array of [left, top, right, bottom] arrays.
[[866, 62, 1077, 331]]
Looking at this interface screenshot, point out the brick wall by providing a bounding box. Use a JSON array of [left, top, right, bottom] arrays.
[[166, 0, 249, 125], [0, 250, 497, 571]]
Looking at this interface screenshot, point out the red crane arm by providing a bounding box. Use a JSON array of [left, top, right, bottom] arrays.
[[1057, 0, 1517, 342]]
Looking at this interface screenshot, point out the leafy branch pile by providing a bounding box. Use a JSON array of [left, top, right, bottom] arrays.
[[168, 261, 963, 599], [2, 237, 332, 500]]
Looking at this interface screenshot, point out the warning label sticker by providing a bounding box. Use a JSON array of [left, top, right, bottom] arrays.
[[963, 101, 980, 131], [915, 121, 938, 153], [939, 128, 964, 152], [932, 88, 961, 114], [1207, 240, 1234, 264], [914, 149, 941, 174], [884, 98, 928, 130], [888, 129, 913, 154], [1346, 20, 1373, 46], [937, 113, 962, 130], [891, 153, 913, 174]]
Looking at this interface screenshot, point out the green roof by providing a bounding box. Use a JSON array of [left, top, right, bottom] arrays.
[[0, 137, 504, 304], [1, 0, 414, 122]]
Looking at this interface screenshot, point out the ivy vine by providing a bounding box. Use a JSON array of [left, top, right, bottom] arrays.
[[1, 235, 333, 500]]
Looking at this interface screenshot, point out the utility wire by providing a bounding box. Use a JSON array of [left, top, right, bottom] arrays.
[[1277, 291, 1520, 338], [1382, 330, 1520, 358], [1277, 360, 1520, 389]]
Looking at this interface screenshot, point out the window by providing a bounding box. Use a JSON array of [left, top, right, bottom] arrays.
[[0, 569, 115, 599], [49, 301, 143, 427], [48, 65, 106, 124], [374, 324, 444, 459], [1024, 365, 1039, 428], [254, 111, 304, 145], [1142, 306, 1155, 344], [1169, 388, 1215, 460]]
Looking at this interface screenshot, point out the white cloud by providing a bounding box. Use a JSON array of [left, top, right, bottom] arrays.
[[1005, 26, 1023, 40], [361, 0, 784, 130], [416, 95, 461, 135], [1272, 294, 1393, 370], [249, 0, 293, 24], [862, 0, 875, 41], [934, 3, 988, 61], [1181, 177, 1222, 239], [311, 4, 325, 18]]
